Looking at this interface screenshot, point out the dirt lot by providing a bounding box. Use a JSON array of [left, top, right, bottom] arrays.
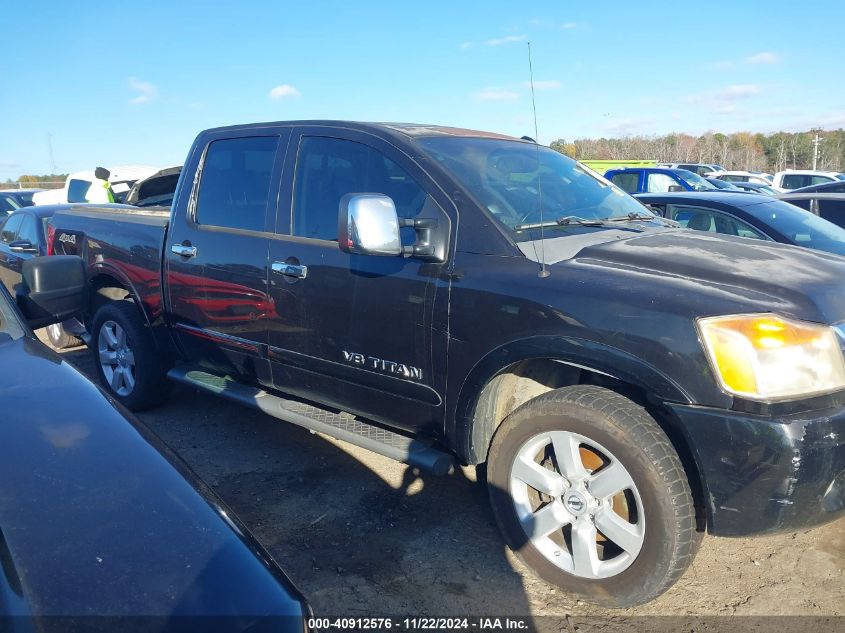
[[59, 343, 844, 626]]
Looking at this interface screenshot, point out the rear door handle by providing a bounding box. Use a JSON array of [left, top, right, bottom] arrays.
[[272, 262, 308, 279], [171, 243, 197, 258]]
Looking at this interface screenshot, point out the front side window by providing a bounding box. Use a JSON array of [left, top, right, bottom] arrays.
[[195, 136, 279, 232], [674, 169, 716, 191], [811, 175, 835, 186], [292, 136, 427, 241], [667, 205, 766, 240], [647, 173, 681, 193]]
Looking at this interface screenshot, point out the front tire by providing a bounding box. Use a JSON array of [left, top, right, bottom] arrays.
[[91, 301, 169, 411], [487, 385, 699, 608]]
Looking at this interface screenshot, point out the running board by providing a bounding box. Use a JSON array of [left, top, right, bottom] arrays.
[[167, 367, 454, 475]]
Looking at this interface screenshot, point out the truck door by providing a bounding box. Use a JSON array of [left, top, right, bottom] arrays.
[[265, 127, 452, 435], [163, 130, 288, 385]]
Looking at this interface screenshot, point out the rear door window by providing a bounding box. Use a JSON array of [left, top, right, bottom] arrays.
[[195, 136, 279, 232], [609, 172, 640, 193], [781, 174, 810, 190], [0, 214, 23, 243]]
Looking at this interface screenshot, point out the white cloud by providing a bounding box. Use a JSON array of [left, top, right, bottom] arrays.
[[525, 79, 561, 90], [486, 34, 526, 46], [685, 84, 761, 105], [127, 77, 157, 105], [603, 117, 653, 135], [269, 84, 301, 99], [745, 52, 780, 65], [475, 88, 521, 101], [459, 41, 473, 50], [562, 22, 579, 29], [712, 104, 737, 115]]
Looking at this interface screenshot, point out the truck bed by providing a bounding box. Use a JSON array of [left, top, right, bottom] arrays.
[[51, 204, 170, 323]]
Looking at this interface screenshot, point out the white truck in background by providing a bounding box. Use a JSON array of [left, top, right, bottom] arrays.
[[32, 165, 161, 205]]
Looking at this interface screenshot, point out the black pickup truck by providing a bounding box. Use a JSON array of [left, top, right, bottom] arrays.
[[51, 121, 845, 607]]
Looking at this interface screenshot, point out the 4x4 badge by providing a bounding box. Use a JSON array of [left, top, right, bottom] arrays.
[[342, 351, 423, 381]]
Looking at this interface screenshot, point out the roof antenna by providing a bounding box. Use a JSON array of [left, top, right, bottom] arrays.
[[527, 42, 550, 278]]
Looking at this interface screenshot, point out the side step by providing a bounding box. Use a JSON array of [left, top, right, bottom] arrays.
[[167, 367, 454, 476]]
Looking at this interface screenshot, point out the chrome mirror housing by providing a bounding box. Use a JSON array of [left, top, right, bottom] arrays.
[[338, 194, 402, 256]]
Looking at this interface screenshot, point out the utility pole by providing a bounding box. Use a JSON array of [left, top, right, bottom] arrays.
[[812, 131, 823, 170], [47, 132, 57, 174]]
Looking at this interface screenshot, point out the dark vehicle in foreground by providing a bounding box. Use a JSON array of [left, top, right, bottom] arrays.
[[637, 191, 845, 255], [51, 121, 845, 608], [0, 188, 43, 216], [0, 256, 308, 629], [605, 166, 718, 193], [0, 206, 88, 348]]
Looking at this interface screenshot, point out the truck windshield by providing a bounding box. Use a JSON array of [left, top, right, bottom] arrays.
[[418, 137, 650, 241]]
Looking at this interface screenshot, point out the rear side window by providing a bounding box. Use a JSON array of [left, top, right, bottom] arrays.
[[781, 174, 810, 190], [610, 172, 639, 193], [0, 195, 20, 214], [1, 214, 23, 243], [195, 136, 279, 232], [67, 179, 92, 203], [291, 136, 427, 241]]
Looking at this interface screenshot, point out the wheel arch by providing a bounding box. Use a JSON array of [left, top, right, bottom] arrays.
[[451, 336, 706, 530], [88, 263, 151, 327]]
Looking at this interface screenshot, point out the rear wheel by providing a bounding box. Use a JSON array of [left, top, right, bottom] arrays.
[[487, 385, 700, 608], [91, 301, 169, 411]]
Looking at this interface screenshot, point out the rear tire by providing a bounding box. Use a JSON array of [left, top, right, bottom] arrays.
[[486, 385, 700, 608], [91, 301, 170, 411]]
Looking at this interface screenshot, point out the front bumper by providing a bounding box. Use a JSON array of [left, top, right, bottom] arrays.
[[667, 401, 845, 536]]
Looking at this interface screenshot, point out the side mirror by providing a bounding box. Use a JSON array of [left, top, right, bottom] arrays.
[[9, 239, 37, 254], [668, 185, 686, 192], [16, 256, 87, 329], [338, 194, 402, 256]]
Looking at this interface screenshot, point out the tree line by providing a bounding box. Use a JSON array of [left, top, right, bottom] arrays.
[[550, 128, 845, 173], [2, 174, 68, 186]]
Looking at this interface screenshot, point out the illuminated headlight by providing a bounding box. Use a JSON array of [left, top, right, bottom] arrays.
[[697, 314, 845, 401]]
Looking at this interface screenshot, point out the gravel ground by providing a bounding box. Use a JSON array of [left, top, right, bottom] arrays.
[[59, 342, 845, 628]]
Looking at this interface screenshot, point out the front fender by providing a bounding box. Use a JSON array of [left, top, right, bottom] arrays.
[[450, 335, 694, 464]]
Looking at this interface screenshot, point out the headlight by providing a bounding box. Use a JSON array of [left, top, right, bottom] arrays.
[[697, 314, 845, 401]]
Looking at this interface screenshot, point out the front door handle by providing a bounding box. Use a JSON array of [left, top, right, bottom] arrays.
[[171, 243, 197, 258], [272, 261, 308, 279]]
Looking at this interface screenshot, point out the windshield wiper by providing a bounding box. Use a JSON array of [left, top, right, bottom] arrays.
[[606, 212, 657, 222], [557, 215, 607, 227], [514, 215, 609, 231]]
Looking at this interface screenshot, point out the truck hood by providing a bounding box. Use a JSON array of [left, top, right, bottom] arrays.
[[519, 227, 845, 324]]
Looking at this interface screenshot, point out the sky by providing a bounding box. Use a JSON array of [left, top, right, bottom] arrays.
[[2, 0, 845, 180]]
